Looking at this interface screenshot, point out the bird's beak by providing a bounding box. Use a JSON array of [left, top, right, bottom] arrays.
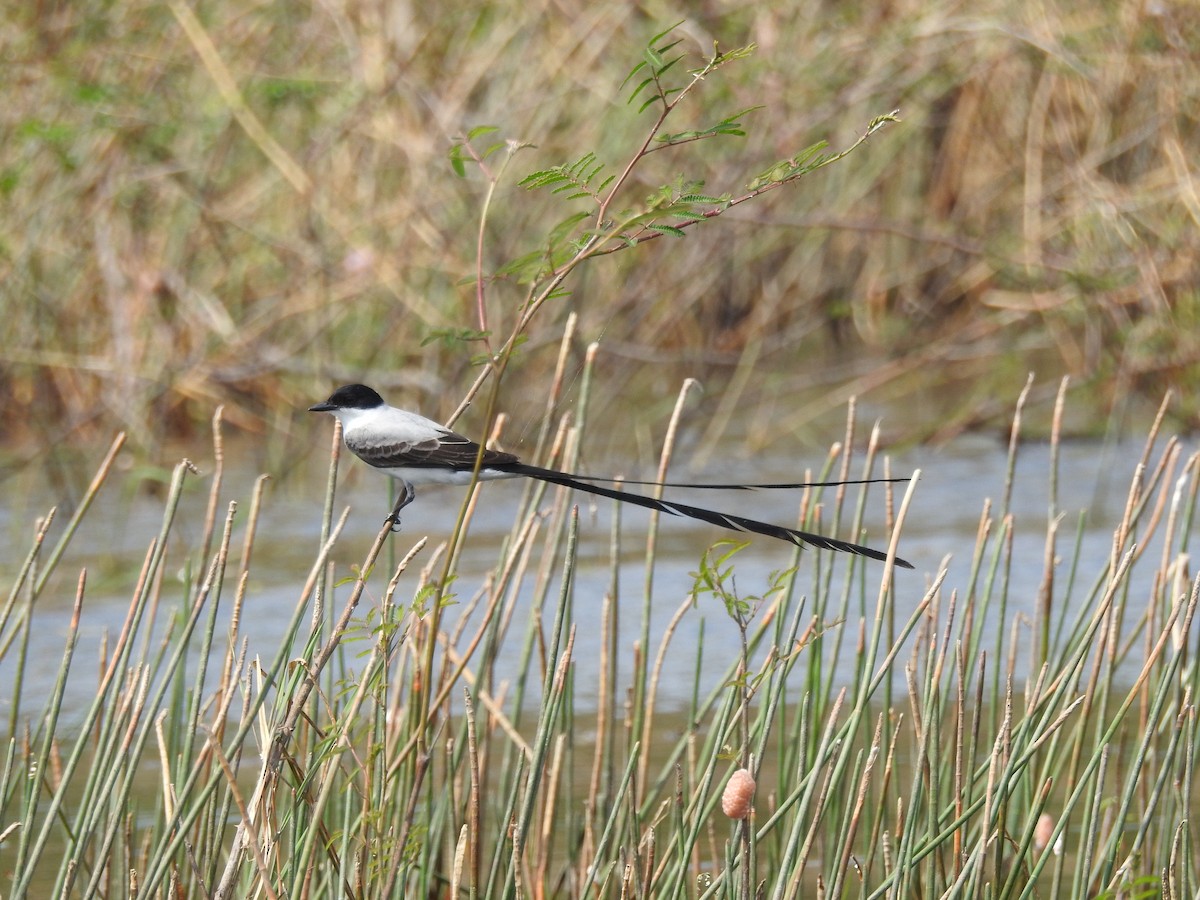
[[309, 402, 335, 412]]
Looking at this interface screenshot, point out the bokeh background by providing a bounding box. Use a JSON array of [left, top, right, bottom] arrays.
[[4, 0, 1199, 484]]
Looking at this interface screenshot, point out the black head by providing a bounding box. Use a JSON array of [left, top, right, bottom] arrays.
[[309, 384, 385, 412]]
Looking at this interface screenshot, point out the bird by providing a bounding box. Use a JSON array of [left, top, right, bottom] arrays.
[[309, 384, 913, 569]]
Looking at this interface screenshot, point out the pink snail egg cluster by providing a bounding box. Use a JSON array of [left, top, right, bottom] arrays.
[[722, 769, 755, 819]]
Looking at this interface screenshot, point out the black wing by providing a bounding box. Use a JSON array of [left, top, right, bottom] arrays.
[[347, 430, 520, 472]]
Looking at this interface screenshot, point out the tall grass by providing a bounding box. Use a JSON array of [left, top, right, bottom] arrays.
[[1, 374, 1196, 898], [3, 1, 1197, 461]]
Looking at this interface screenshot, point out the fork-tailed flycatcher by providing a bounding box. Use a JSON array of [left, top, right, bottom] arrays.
[[309, 384, 913, 569]]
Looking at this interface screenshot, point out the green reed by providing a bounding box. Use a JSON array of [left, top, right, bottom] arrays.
[[1, 372, 1196, 898]]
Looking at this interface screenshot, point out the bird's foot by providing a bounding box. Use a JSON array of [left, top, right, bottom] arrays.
[[384, 483, 415, 533]]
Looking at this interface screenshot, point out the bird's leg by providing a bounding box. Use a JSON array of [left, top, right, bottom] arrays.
[[384, 482, 416, 532]]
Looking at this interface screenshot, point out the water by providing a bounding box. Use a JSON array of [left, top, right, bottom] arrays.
[[0, 429, 1192, 724]]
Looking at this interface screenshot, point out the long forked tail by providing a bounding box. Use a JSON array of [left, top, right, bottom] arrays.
[[535, 473, 911, 491], [505, 463, 913, 569]]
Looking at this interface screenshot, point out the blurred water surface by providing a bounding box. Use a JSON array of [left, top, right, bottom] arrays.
[[0, 427, 1192, 726]]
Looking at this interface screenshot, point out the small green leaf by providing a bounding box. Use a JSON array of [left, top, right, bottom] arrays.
[[495, 250, 548, 277], [791, 140, 829, 169], [421, 327, 491, 347], [648, 21, 685, 47], [866, 109, 901, 134], [448, 144, 467, 177], [549, 212, 591, 244], [657, 54, 684, 77], [619, 59, 647, 90], [628, 76, 655, 106], [711, 42, 756, 65], [679, 193, 729, 204], [521, 169, 572, 189], [792, 141, 830, 174], [637, 94, 663, 114]]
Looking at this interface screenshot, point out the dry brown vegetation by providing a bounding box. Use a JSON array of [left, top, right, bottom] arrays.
[[3, 0, 1199, 464]]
